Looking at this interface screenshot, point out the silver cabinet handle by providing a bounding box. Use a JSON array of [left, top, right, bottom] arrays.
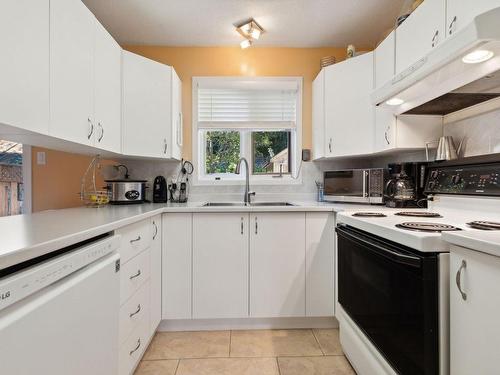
[[328, 138, 332, 153], [431, 30, 439, 48], [384, 130, 390, 145], [255, 217, 258, 234], [97, 122, 104, 142], [455, 260, 467, 301], [152, 221, 158, 240], [129, 304, 141, 318], [129, 339, 141, 356], [163, 138, 168, 154], [449, 16, 457, 35], [87, 118, 94, 140], [241, 217, 244, 235], [129, 270, 141, 280], [130, 236, 141, 244]]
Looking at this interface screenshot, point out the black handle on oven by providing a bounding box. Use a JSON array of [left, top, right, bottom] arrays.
[[336, 225, 422, 269]]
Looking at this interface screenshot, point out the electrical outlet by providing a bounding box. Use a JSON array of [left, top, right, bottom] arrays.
[[36, 151, 46, 165]]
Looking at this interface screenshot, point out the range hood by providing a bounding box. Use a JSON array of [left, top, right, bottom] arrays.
[[372, 7, 500, 116]]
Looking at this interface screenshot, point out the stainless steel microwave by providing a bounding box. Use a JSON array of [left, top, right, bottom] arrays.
[[323, 168, 387, 204]]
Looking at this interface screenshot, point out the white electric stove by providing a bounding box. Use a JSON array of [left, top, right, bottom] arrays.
[[335, 160, 500, 375]]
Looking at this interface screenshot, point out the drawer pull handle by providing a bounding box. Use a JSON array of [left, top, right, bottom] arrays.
[[129, 270, 141, 280], [129, 304, 141, 318], [130, 236, 141, 244], [455, 260, 467, 301], [129, 339, 141, 356], [152, 221, 158, 240], [241, 217, 244, 235]]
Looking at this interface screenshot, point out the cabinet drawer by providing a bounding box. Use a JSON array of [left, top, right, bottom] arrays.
[[120, 250, 150, 305], [116, 220, 152, 264], [119, 318, 149, 375], [119, 280, 150, 345]]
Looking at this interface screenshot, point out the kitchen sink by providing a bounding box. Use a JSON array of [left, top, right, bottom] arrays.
[[202, 202, 246, 207], [250, 202, 295, 206], [202, 202, 295, 207]]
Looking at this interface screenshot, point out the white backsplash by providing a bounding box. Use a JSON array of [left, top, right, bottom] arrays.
[[444, 108, 500, 157]]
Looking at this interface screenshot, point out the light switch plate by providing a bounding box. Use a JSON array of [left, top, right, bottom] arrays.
[[36, 151, 46, 165]]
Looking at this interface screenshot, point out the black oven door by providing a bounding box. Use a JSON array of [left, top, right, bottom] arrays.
[[336, 224, 439, 375]]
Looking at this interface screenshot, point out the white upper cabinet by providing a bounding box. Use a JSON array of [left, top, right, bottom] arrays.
[[447, 0, 500, 36], [0, 0, 49, 135], [374, 31, 395, 90], [250, 212, 306, 318], [50, 0, 95, 146], [94, 21, 122, 153], [395, 0, 446, 75], [122, 51, 182, 160], [171, 69, 183, 160], [50, 0, 121, 151], [324, 52, 374, 158], [312, 69, 325, 160], [374, 112, 443, 153]]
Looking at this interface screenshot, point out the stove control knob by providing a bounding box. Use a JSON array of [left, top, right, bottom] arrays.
[[451, 174, 462, 184], [430, 170, 439, 179], [428, 181, 436, 190]]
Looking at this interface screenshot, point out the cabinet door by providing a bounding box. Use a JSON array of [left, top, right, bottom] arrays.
[[447, 0, 500, 36], [170, 69, 182, 160], [374, 107, 396, 152], [305, 212, 334, 317], [312, 69, 325, 160], [374, 31, 395, 89], [450, 246, 500, 375], [150, 216, 162, 334], [193, 213, 249, 319], [50, 0, 95, 145], [122, 51, 172, 158], [94, 21, 121, 153], [0, 0, 49, 134], [250, 212, 306, 317], [162, 213, 192, 319], [324, 53, 374, 157], [395, 0, 446, 75]]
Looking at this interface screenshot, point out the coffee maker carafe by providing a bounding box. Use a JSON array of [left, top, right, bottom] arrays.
[[385, 162, 428, 208]]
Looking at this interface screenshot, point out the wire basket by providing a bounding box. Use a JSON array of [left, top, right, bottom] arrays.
[[80, 155, 110, 207]]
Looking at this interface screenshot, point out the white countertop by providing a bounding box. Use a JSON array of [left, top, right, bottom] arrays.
[[0, 201, 369, 271], [443, 231, 500, 257]]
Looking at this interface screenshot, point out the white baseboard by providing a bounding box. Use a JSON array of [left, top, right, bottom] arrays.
[[158, 317, 338, 332]]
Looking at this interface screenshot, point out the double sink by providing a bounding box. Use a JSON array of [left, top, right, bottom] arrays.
[[202, 202, 295, 207]]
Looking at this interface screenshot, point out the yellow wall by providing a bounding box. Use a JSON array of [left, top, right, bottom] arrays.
[[124, 46, 348, 159], [31, 147, 115, 212]]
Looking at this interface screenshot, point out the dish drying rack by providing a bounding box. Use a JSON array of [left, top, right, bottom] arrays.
[[80, 155, 110, 207]]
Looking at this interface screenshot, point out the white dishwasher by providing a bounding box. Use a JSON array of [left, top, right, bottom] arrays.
[[0, 234, 121, 375]]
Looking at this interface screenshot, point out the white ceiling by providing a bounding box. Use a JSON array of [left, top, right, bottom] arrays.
[[82, 0, 405, 48]]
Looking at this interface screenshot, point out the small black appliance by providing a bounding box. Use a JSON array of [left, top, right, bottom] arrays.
[[153, 176, 168, 203], [385, 162, 428, 208]]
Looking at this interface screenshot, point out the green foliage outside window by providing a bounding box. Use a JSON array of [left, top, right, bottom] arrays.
[[205, 131, 240, 174]]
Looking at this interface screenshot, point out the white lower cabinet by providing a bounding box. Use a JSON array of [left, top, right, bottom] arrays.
[[192, 213, 249, 319], [149, 216, 162, 334], [305, 212, 334, 317], [250, 212, 306, 317], [116, 217, 161, 375], [162, 213, 192, 319], [450, 245, 500, 375]]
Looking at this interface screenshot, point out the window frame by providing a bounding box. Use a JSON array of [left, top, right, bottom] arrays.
[[192, 76, 303, 186]]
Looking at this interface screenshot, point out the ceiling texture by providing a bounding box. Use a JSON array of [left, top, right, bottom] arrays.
[[83, 0, 405, 48]]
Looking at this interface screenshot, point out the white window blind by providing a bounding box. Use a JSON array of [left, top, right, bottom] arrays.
[[198, 87, 297, 130]]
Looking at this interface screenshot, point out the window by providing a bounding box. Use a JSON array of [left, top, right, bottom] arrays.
[[193, 77, 302, 184]]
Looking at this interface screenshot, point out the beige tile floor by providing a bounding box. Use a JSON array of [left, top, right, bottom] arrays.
[[135, 328, 356, 375]]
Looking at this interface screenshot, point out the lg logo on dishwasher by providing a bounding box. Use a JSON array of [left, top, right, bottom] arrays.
[[0, 291, 11, 300]]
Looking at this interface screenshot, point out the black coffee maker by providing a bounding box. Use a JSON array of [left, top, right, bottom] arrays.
[[385, 162, 428, 208]]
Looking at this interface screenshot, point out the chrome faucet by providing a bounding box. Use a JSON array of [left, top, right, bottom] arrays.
[[235, 157, 255, 205]]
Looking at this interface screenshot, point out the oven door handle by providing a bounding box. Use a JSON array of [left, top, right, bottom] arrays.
[[337, 226, 421, 268]]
